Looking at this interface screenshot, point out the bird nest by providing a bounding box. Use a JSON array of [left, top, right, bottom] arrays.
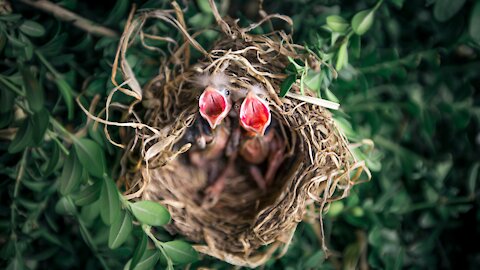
[[95, 1, 369, 268]]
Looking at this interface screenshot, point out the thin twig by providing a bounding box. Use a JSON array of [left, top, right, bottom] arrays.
[[19, 0, 118, 38]]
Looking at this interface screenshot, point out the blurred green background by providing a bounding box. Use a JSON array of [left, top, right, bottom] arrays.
[[1, 0, 479, 269]]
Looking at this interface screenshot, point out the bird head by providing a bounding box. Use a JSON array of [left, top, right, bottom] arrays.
[[199, 86, 231, 129], [239, 90, 271, 136], [197, 72, 232, 129]]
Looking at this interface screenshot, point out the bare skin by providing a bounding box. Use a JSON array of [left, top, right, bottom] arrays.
[[202, 112, 240, 207], [240, 126, 285, 190]]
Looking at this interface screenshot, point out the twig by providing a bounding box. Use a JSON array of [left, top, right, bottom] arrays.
[[19, 0, 118, 38]]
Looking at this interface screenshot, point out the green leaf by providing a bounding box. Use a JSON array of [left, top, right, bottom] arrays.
[[19, 20, 46, 37], [130, 234, 148, 270], [433, 0, 466, 22], [81, 200, 101, 224], [132, 249, 160, 270], [100, 176, 122, 225], [55, 197, 76, 215], [162, 240, 198, 265], [6, 33, 27, 48], [30, 109, 49, 145], [0, 240, 15, 259], [21, 66, 44, 112], [6, 254, 25, 270], [109, 211, 133, 249], [8, 119, 33, 153], [285, 62, 298, 74], [304, 250, 325, 268], [197, 0, 213, 13], [130, 201, 170, 226], [0, 14, 22, 22], [54, 78, 74, 120], [38, 32, 68, 56], [468, 162, 479, 196], [279, 74, 296, 97], [19, 34, 33, 61], [43, 142, 61, 176], [78, 218, 95, 250], [0, 84, 15, 113], [326, 15, 349, 32], [336, 41, 349, 71], [324, 88, 340, 103], [351, 9, 375, 35], [327, 201, 344, 217], [72, 180, 102, 206], [304, 71, 323, 92], [469, 1, 480, 45], [287, 57, 304, 72], [59, 151, 84, 195], [389, 0, 405, 9], [0, 32, 5, 52], [104, 0, 129, 25], [22, 178, 51, 192], [350, 34, 361, 59], [73, 138, 106, 178]]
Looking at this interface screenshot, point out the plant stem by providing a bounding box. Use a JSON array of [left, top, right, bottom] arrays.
[[0, 75, 25, 96], [10, 149, 28, 248], [141, 225, 174, 269], [46, 129, 70, 155], [49, 117, 76, 142], [18, 0, 118, 37], [71, 199, 111, 270]]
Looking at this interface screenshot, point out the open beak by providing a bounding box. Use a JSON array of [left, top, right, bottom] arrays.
[[240, 91, 271, 136], [199, 86, 231, 129]]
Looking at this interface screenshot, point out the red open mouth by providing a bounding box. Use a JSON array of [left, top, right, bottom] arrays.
[[199, 87, 230, 129], [240, 92, 271, 136]]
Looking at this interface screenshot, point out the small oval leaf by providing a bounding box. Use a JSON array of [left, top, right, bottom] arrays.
[[326, 15, 349, 32], [132, 249, 160, 270], [304, 71, 323, 91], [8, 119, 33, 153], [55, 78, 74, 120], [351, 9, 375, 35], [100, 176, 122, 225], [130, 234, 148, 270], [108, 211, 133, 249], [280, 74, 296, 97], [55, 197, 76, 215], [434, 0, 466, 22], [72, 180, 102, 206], [30, 109, 49, 146], [162, 240, 198, 265], [21, 66, 44, 113], [469, 1, 480, 45], [74, 138, 106, 178], [19, 20, 46, 37], [43, 142, 61, 176], [130, 201, 170, 227], [335, 41, 349, 71], [59, 152, 83, 195]]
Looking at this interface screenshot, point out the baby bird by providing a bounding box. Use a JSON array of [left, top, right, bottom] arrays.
[[192, 72, 236, 206], [190, 72, 232, 166], [238, 86, 285, 190], [197, 72, 232, 130]]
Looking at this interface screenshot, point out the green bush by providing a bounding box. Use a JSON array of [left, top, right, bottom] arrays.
[[1, 0, 479, 269]]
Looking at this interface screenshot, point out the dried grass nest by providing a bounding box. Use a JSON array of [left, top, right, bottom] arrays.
[[92, 1, 369, 267]]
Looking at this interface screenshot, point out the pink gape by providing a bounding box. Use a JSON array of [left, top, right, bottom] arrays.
[[198, 86, 231, 129], [239, 91, 271, 136]]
